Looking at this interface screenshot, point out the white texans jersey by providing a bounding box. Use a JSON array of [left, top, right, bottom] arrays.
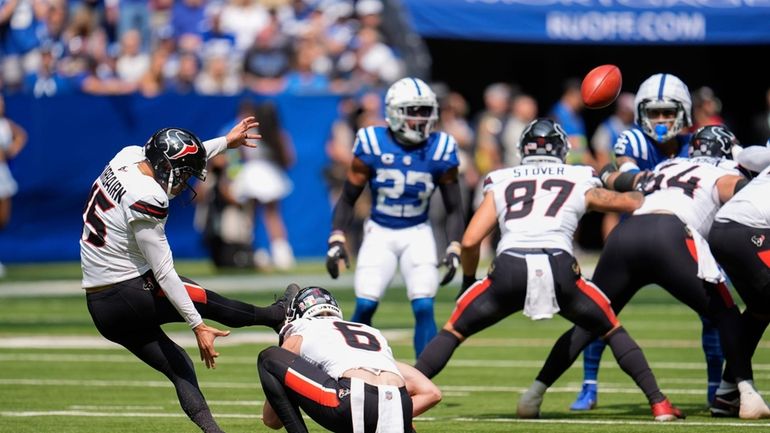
[[715, 164, 770, 229], [80, 146, 169, 288], [634, 157, 735, 238], [483, 163, 600, 255], [284, 317, 402, 380]]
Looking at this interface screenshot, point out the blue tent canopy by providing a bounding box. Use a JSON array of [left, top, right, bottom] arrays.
[[402, 0, 770, 45]]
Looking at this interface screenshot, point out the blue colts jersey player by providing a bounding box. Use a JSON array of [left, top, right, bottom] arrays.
[[573, 73, 724, 411], [325, 77, 465, 357]]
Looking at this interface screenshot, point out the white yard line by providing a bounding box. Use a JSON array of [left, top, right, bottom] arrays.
[[4, 351, 770, 374], [0, 274, 358, 298], [2, 333, 768, 350], [0, 329, 411, 349], [0, 377, 745, 396], [1, 409, 767, 428]]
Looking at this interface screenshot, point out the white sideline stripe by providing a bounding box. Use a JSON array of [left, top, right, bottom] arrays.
[[451, 417, 770, 428], [0, 378, 254, 389], [6, 353, 770, 376], [0, 273, 361, 298], [1, 410, 767, 428], [0, 410, 260, 419], [0, 329, 411, 349], [0, 378, 735, 396], [1, 332, 763, 349], [69, 401, 263, 409]]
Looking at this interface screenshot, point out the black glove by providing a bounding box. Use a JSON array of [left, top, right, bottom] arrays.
[[458, 275, 479, 299], [325, 231, 350, 279], [438, 242, 461, 286], [635, 170, 657, 195]]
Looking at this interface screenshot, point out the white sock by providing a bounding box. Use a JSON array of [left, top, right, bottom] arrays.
[[271, 238, 295, 270], [528, 380, 548, 396], [716, 380, 737, 396]]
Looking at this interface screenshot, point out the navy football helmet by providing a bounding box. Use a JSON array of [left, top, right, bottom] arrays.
[[690, 125, 738, 159], [285, 287, 343, 324], [144, 127, 207, 197], [519, 118, 570, 164]]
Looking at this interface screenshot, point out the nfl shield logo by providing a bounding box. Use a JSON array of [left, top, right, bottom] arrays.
[[385, 391, 393, 400], [535, 269, 543, 277]]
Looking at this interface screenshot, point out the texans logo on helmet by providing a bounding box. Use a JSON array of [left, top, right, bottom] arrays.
[[166, 130, 200, 160]]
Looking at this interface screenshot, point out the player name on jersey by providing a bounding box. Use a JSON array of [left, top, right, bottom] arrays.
[[99, 165, 126, 204], [511, 166, 566, 178]]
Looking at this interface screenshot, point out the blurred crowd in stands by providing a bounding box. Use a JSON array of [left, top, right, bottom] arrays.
[[0, 0, 404, 97]]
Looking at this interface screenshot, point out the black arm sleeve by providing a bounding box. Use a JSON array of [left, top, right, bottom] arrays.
[[331, 180, 366, 231], [613, 171, 638, 192], [439, 180, 465, 244]]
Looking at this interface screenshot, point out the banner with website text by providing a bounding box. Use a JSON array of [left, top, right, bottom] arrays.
[[403, 0, 770, 44]]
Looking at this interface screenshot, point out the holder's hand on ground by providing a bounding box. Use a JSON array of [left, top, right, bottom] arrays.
[[325, 231, 350, 279], [439, 242, 461, 286], [226, 116, 261, 149], [193, 323, 231, 369]]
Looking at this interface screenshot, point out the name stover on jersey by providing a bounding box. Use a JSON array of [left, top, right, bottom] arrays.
[[483, 163, 600, 255]]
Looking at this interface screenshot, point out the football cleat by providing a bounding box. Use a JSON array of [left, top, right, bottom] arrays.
[[517, 388, 544, 419], [739, 388, 770, 419], [570, 383, 597, 411], [271, 283, 301, 333], [651, 398, 685, 421], [710, 390, 739, 418]]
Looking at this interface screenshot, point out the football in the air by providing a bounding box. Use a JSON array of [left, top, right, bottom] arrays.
[[581, 64, 622, 109]]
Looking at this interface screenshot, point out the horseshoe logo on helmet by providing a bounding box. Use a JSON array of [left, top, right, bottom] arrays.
[[166, 129, 199, 160]]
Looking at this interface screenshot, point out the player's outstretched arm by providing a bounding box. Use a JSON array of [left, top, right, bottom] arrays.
[[132, 219, 230, 368], [460, 192, 497, 282], [397, 361, 442, 417], [585, 187, 644, 214], [225, 115, 261, 149], [326, 158, 369, 278], [438, 168, 464, 286]]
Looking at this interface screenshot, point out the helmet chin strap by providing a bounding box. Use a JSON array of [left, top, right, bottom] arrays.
[[166, 171, 175, 198], [655, 124, 668, 142]]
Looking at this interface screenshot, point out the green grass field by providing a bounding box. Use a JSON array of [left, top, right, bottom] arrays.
[[2, 260, 769, 433]]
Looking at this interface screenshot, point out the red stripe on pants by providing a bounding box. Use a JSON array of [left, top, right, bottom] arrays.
[[758, 250, 770, 268], [284, 368, 340, 407], [448, 277, 491, 326], [685, 238, 698, 262], [576, 278, 619, 327], [183, 284, 207, 303], [153, 284, 207, 303]]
